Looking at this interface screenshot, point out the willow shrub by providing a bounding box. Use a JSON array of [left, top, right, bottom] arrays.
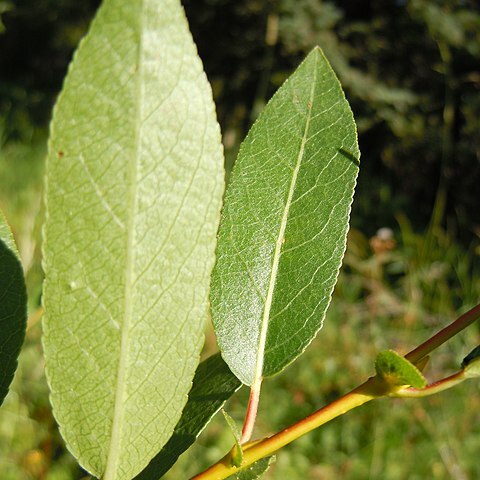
[[1, 1, 479, 480]]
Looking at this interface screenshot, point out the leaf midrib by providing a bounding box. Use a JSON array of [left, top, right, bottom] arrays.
[[251, 55, 319, 387], [104, 7, 144, 478]]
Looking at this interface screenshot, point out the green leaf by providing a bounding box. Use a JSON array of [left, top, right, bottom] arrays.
[[375, 350, 427, 388], [462, 345, 480, 378], [211, 47, 360, 386], [42, 0, 224, 478], [227, 456, 276, 480], [222, 410, 243, 467], [134, 354, 241, 480], [0, 211, 27, 406]]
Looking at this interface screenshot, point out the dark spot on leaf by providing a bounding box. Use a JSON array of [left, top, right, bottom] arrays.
[[338, 147, 360, 167]]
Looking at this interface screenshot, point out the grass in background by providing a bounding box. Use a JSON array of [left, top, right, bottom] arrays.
[[0, 133, 45, 309], [0, 140, 479, 479]]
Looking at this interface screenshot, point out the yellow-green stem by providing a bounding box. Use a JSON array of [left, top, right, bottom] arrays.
[[191, 303, 480, 480], [190, 376, 387, 480]]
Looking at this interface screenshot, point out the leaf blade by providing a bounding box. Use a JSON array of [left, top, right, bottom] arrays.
[[0, 212, 27, 406], [211, 47, 359, 385], [43, 0, 224, 478]]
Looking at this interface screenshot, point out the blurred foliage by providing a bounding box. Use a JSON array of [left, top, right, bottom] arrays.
[[0, 0, 100, 139], [1, 0, 480, 479]]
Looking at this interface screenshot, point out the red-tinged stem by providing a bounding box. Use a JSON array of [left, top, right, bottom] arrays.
[[405, 303, 480, 364], [240, 377, 262, 444]]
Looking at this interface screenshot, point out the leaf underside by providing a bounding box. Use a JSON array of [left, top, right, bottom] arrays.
[[42, 0, 224, 478], [0, 212, 27, 406], [211, 47, 360, 386]]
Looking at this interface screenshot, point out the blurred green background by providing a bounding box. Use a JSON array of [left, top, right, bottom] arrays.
[[0, 0, 479, 479]]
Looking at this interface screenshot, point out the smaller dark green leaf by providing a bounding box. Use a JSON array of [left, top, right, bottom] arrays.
[[211, 47, 360, 386], [462, 346, 480, 378], [375, 350, 427, 389], [0, 212, 27, 406], [134, 354, 242, 480], [222, 410, 243, 467], [227, 456, 276, 480]]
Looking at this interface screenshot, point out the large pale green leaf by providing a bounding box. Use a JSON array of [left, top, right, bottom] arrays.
[[0, 211, 27, 406], [42, 0, 224, 478], [134, 354, 241, 480], [211, 47, 359, 386]]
